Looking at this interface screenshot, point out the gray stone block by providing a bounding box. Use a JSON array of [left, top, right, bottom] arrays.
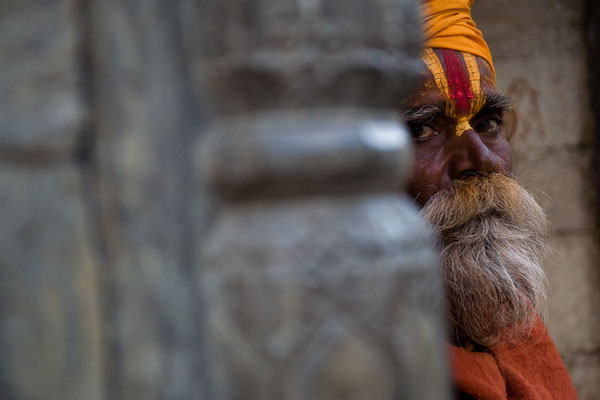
[[90, 1, 207, 398], [0, 0, 84, 153], [184, 0, 423, 119], [201, 193, 449, 400], [0, 165, 102, 400], [199, 107, 450, 399]]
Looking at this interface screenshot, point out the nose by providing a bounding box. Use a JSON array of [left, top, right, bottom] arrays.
[[447, 129, 500, 179]]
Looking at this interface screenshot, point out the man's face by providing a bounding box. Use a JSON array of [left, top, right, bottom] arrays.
[[403, 48, 514, 207], [402, 49, 548, 348]]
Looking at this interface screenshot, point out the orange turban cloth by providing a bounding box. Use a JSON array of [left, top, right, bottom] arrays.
[[421, 0, 495, 82]]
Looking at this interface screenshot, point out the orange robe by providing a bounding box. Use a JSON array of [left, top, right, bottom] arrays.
[[449, 317, 577, 399]]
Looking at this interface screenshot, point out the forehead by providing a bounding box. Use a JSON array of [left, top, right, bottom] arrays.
[[404, 49, 495, 109]]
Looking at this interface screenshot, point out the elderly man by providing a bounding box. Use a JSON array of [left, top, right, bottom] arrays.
[[402, 1, 577, 398]]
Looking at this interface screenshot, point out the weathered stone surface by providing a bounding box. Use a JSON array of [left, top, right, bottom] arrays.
[[184, 0, 423, 118], [497, 55, 591, 153], [0, 165, 102, 400], [199, 106, 449, 399], [0, 0, 84, 153], [201, 193, 449, 400], [475, 0, 591, 151], [473, 0, 584, 61], [90, 1, 205, 399], [200, 111, 414, 197], [544, 234, 600, 354], [194, 0, 451, 397], [512, 147, 596, 232], [562, 354, 600, 400]]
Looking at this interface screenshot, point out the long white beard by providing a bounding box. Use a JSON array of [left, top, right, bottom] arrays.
[[421, 174, 548, 348]]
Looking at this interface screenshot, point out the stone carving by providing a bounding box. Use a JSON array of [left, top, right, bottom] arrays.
[[194, 1, 451, 398], [183, 0, 424, 117], [199, 113, 450, 399]]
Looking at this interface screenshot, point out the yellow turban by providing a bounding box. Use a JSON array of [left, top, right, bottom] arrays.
[[421, 0, 495, 82]]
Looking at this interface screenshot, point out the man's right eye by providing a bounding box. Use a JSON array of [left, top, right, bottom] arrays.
[[409, 124, 439, 141]]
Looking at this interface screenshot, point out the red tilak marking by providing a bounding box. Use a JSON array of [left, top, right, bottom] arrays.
[[439, 49, 473, 114]]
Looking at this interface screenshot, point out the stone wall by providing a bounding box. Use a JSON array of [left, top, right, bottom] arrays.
[[474, 1, 600, 398]]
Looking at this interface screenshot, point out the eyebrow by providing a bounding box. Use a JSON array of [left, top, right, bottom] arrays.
[[402, 91, 513, 123], [480, 90, 513, 113], [402, 102, 445, 124]]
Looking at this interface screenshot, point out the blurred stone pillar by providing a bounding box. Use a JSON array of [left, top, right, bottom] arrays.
[[90, 1, 206, 398], [0, 1, 103, 399], [187, 0, 451, 398], [0, 0, 452, 398]]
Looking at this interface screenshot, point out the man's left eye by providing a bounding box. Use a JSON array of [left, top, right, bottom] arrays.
[[474, 118, 501, 134]]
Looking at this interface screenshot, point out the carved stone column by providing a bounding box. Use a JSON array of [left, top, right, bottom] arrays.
[[188, 0, 451, 398]]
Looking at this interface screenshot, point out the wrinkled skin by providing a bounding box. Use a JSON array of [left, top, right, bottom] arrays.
[[403, 49, 514, 207]]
